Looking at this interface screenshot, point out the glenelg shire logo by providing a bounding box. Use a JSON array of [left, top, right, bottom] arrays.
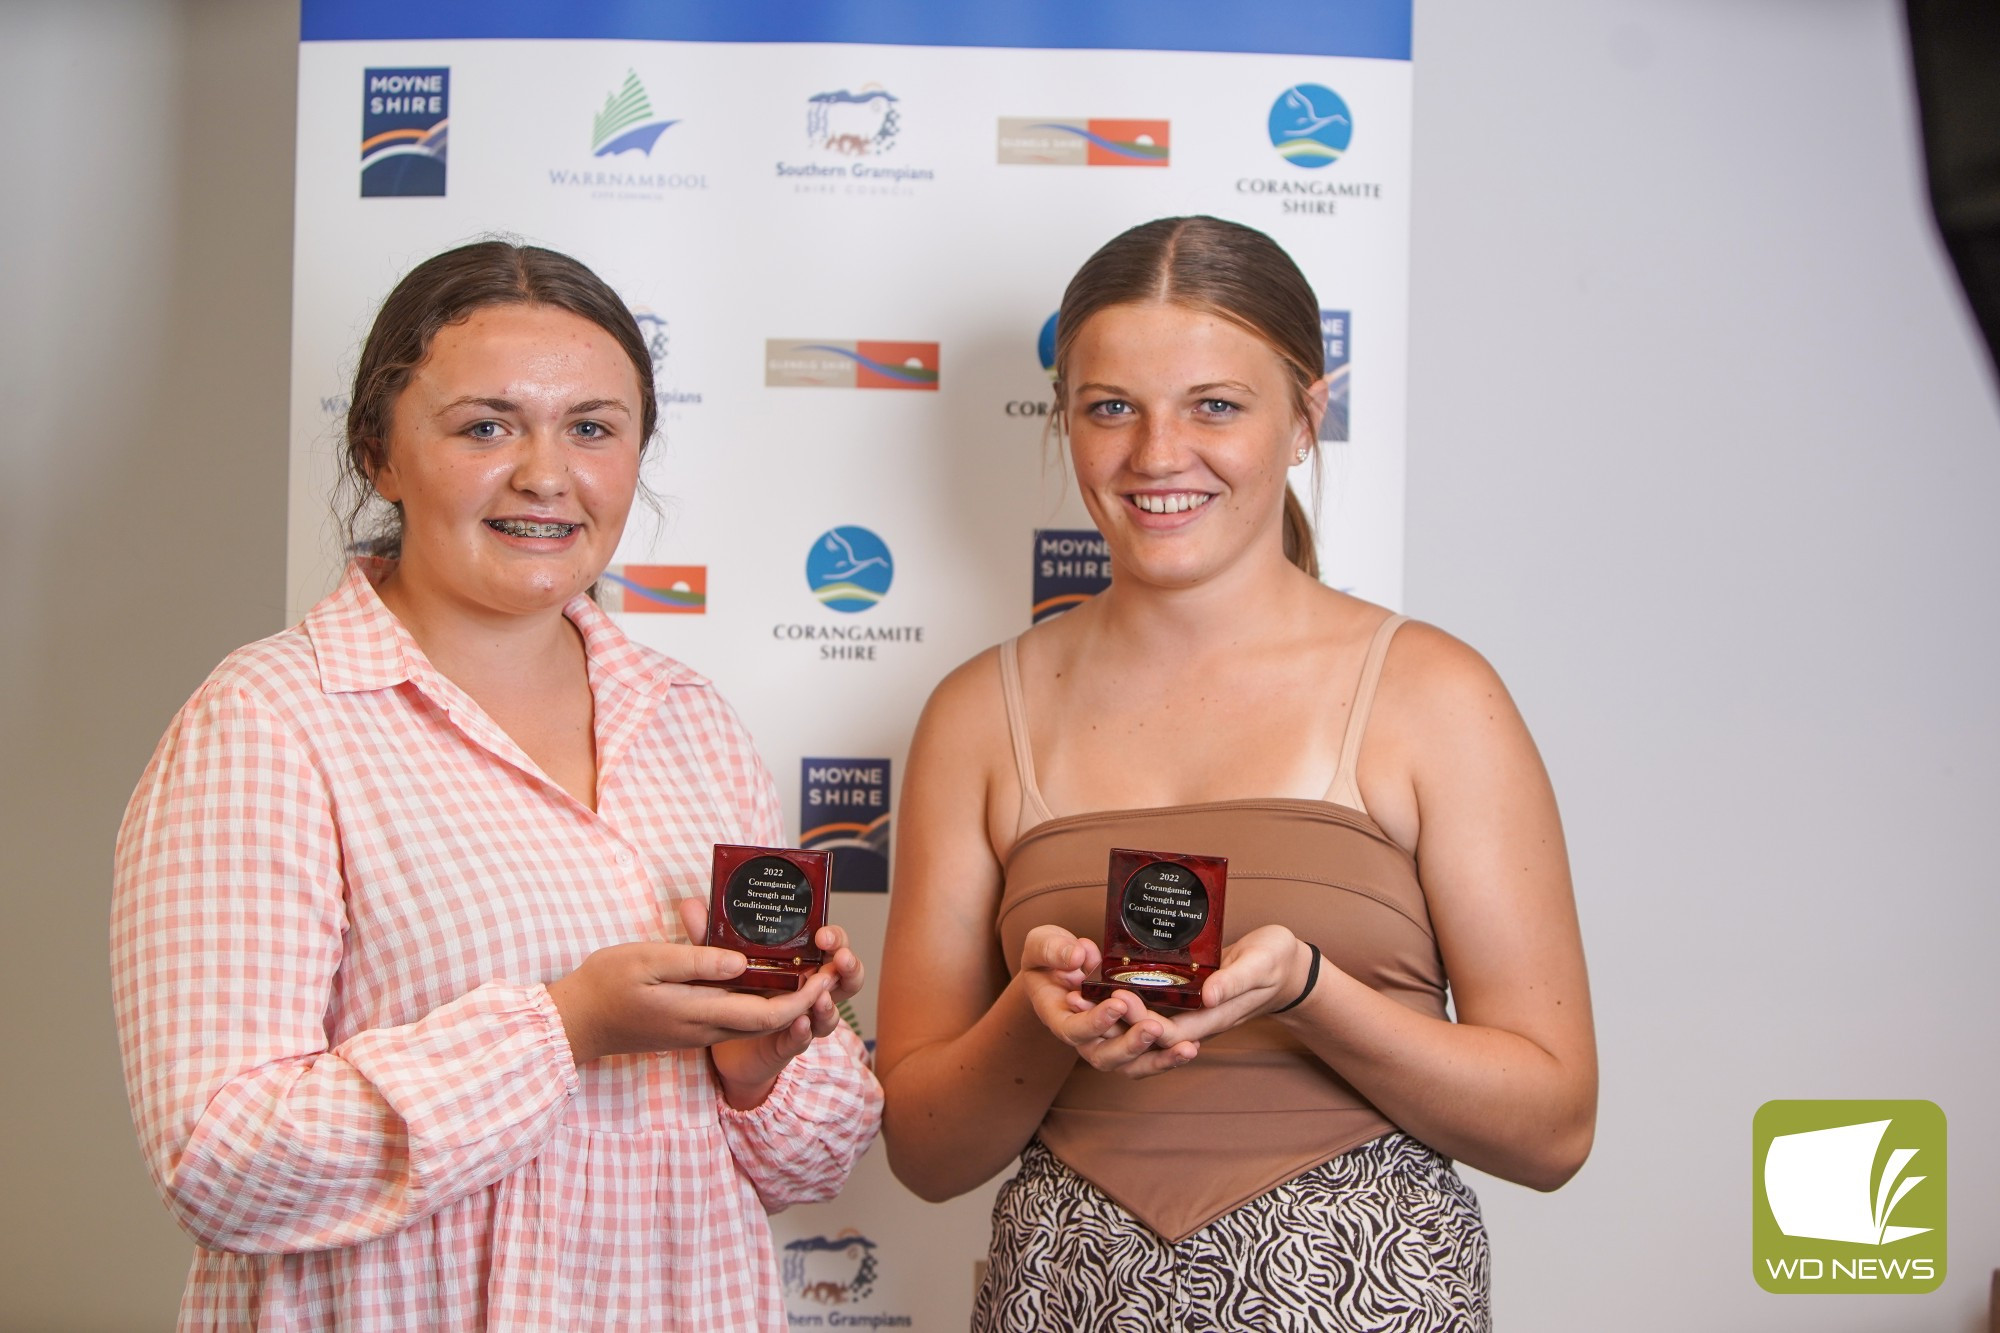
[[361, 68, 448, 197], [765, 340, 939, 391], [592, 69, 678, 157], [783, 1230, 879, 1305], [801, 758, 890, 893], [599, 564, 705, 614], [808, 84, 899, 156], [1753, 1100, 1946, 1294], [806, 527, 894, 613], [1268, 84, 1352, 168], [996, 118, 1169, 167]]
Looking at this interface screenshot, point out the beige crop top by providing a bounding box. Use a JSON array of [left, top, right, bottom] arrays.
[[993, 614, 1450, 1241]]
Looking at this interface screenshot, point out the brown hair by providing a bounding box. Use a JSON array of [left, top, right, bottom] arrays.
[[1053, 216, 1325, 578], [338, 240, 656, 556]]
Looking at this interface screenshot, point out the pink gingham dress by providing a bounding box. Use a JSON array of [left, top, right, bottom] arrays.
[[112, 560, 882, 1331]]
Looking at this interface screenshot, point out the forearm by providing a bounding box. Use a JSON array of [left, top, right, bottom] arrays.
[[141, 983, 578, 1252], [718, 1025, 883, 1211], [1278, 968, 1595, 1190], [880, 974, 1079, 1201]]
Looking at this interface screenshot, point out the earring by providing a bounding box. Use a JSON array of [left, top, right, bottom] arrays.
[[1293, 446, 1310, 465]]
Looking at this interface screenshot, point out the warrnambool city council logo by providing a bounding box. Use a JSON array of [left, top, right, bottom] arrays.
[[809, 84, 899, 156], [1268, 84, 1352, 168], [765, 340, 939, 391], [1320, 309, 1351, 443], [598, 565, 705, 614], [1753, 1100, 1946, 1294], [783, 1230, 879, 1305], [592, 69, 678, 157], [806, 528, 894, 613], [801, 758, 890, 893], [996, 118, 1169, 167], [361, 68, 448, 197]]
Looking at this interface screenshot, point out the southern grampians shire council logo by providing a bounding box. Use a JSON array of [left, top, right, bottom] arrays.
[[598, 564, 705, 614], [765, 340, 939, 391], [1268, 84, 1352, 168], [997, 118, 1169, 167], [806, 527, 894, 613], [801, 758, 891, 893], [360, 68, 448, 197], [783, 1230, 879, 1306], [1033, 529, 1111, 623], [778, 82, 934, 191], [1753, 1100, 1945, 1294], [626, 305, 702, 410], [809, 84, 899, 156], [1320, 310, 1350, 443]]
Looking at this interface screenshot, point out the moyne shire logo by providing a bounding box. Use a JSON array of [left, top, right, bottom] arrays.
[[807, 527, 894, 613], [1753, 1100, 1945, 1294], [1268, 84, 1352, 168]]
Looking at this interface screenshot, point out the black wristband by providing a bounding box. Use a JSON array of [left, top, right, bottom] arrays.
[[1273, 942, 1322, 1014]]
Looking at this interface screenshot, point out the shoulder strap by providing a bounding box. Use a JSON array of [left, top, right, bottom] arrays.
[[1325, 614, 1410, 814], [998, 637, 1057, 835]]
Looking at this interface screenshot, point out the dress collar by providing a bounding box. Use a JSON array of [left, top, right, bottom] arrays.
[[305, 558, 706, 699]]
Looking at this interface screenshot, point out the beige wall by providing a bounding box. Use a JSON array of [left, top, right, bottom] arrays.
[[4, 1, 1997, 1330], [0, 1, 296, 1327]]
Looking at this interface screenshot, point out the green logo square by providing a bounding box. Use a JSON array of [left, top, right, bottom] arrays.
[[1753, 1100, 1946, 1294]]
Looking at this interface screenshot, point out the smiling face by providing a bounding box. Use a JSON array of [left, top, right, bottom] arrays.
[[369, 303, 645, 625], [1063, 300, 1322, 590]]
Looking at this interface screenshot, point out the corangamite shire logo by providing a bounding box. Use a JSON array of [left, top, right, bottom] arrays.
[[361, 68, 448, 197], [598, 564, 705, 614], [1038, 312, 1059, 381], [1753, 1100, 1945, 1293], [1268, 84, 1352, 168], [806, 527, 893, 613], [592, 70, 677, 157]]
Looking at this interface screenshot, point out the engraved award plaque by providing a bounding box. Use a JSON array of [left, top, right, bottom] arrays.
[[693, 844, 831, 993], [1080, 847, 1228, 1011]]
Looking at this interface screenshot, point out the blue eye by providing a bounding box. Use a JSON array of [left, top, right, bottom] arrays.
[[1087, 399, 1133, 418], [572, 421, 607, 440], [1198, 398, 1240, 416], [466, 420, 502, 439]]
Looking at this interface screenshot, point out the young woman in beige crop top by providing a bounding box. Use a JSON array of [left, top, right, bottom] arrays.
[[876, 217, 1596, 1330]]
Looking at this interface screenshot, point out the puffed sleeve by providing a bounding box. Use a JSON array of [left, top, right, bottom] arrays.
[[111, 678, 580, 1253], [711, 737, 883, 1211]]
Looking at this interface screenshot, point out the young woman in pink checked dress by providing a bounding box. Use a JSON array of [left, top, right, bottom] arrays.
[[113, 243, 880, 1331]]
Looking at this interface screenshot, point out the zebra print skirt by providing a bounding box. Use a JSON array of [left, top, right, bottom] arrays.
[[973, 1133, 1490, 1332]]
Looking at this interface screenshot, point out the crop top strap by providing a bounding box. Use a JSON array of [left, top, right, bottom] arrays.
[[998, 637, 1058, 839], [1325, 614, 1410, 815]]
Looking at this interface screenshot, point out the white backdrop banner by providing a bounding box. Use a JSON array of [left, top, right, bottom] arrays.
[[294, 3, 1411, 1325]]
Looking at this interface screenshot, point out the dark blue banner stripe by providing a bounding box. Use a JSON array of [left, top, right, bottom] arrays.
[[302, 0, 1410, 61]]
